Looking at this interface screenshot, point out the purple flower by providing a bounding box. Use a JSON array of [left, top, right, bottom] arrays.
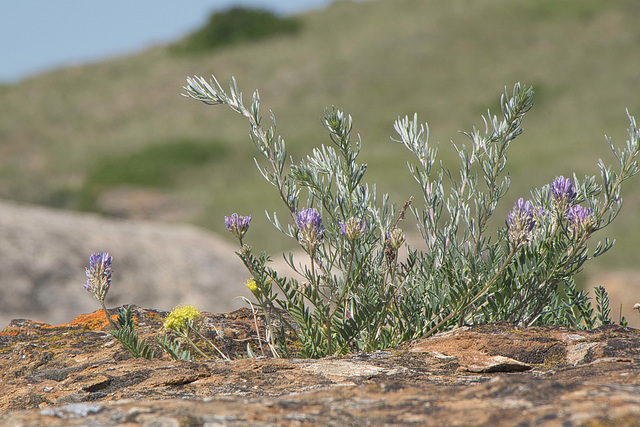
[[339, 217, 366, 242], [551, 176, 576, 204], [567, 205, 596, 233], [84, 252, 113, 302], [296, 208, 323, 231], [225, 213, 252, 242], [296, 208, 324, 255], [551, 176, 577, 219], [507, 198, 536, 230], [507, 198, 536, 246]]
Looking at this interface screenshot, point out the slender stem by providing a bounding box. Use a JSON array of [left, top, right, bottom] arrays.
[[255, 293, 276, 356], [247, 299, 265, 357], [325, 240, 357, 355], [234, 248, 281, 356], [498, 220, 563, 317], [183, 332, 211, 360], [100, 300, 119, 330]]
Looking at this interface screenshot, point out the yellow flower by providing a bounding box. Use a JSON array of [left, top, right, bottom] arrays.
[[164, 304, 201, 331], [245, 279, 259, 293]]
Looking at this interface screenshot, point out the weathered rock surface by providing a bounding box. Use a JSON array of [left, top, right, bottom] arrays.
[[0, 200, 250, 328], [1, 307, 639, 426]]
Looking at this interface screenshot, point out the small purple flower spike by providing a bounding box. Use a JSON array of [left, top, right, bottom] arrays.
[[225, 213, 252, 243], [507, 198, 536, 247], [551, 176, 577, 218], [83, 252, 119, 330], [567, 205, 596, 233], [296, 208, 324, 255], [551, 176, 576, 204], [84, 252, 112, 302]]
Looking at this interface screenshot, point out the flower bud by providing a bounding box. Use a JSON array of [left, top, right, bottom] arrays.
[[245, 278, 259, 294], [339, 217, 366, 242], [386, 228, 406, 250]]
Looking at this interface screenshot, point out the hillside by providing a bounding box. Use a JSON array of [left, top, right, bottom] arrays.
[[1, 0, 639, 278]]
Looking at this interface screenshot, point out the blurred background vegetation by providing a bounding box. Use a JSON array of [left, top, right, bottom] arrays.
[[0, 0, 639, 283]]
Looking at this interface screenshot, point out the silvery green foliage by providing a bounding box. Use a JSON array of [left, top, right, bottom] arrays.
[[397, 89, 639, 334], [184, 75, 640, 358], [156, 333, 193, 361], [109, 306, 155, 360]]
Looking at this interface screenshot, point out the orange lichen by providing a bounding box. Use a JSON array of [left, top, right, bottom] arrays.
[[53, 309, 117, 331]]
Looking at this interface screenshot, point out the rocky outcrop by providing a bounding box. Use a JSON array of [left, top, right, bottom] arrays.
[[1, 307, 639, 426], [0, 200, 250, 328]]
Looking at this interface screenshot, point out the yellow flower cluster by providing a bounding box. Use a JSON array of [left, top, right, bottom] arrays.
[[245, 279, 259, 293], [245, 278, 272, 294], [163, 304, 201, 331]]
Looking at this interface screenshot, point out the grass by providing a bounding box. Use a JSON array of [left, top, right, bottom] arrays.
[[0, 0, 639, 275], [77, 138, 229, 211]]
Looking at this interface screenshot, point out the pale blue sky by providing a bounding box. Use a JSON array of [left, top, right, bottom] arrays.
[[0, 0, 339, 83]]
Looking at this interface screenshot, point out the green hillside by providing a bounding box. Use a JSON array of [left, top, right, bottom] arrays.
[[1, 0, 639, 276]]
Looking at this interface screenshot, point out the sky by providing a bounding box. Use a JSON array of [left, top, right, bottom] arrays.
[[0, 0, 338, 84]]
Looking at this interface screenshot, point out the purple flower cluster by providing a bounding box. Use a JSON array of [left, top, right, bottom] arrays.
[[507, 198, 536, 246], [551, 176, 577, 206], [508, 176, 597, 246], [339, 217, 366, 242], [225, 213, 252, 243], [296, 208, 324, 255], [549, 175, 596, 233], [507, 198, 536, 230], [84, 252, 113, 302], [567, 205, 596, 232]]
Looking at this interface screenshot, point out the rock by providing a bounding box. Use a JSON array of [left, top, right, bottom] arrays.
[[0, 200, 250, 328], [95, 186, 202, 222], [1, 308, 640, 426], [460, 354, 532, 373]]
